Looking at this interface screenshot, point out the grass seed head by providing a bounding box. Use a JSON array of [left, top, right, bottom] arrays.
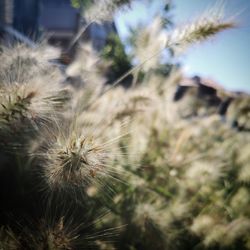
[[44, 130, 111, 190]]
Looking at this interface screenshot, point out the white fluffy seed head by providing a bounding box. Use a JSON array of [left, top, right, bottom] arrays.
[[0, 44, 62, 84], [43, 128, 112, 190], [83, 0, 131, 23]]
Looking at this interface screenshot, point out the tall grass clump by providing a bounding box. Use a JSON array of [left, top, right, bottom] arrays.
[[1, 1, 250, 249]]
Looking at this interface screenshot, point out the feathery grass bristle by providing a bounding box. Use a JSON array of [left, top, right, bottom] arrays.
[[168, 10, 235, 49], [43, 130, 111, 190], [83, 0, 131, 23]]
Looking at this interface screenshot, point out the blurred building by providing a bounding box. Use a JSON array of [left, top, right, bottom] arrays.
[[0, 0, 117, 50], [173, 75, 250, 131]]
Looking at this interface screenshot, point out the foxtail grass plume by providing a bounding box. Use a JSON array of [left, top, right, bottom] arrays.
[[167, 7, 235, 50], [134, 17, 166, 72], [83, 0, 131, 23], [0, 44, 61, 84], [35, 217, 79, 250], [0, 44, 69, 135], [0, 217, 80, 250], [0, 79, 70, 136], [203, 218, 250, 247], [42, 126, 116, 191]]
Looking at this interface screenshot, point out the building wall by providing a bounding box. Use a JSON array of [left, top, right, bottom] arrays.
[[39, 0, 79, 32], [13, 0, 40, 38], [0, 0, 13, 25], [0, 0, 117, 51]]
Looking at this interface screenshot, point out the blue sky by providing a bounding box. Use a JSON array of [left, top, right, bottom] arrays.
[[114, 0, 250, 92]]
